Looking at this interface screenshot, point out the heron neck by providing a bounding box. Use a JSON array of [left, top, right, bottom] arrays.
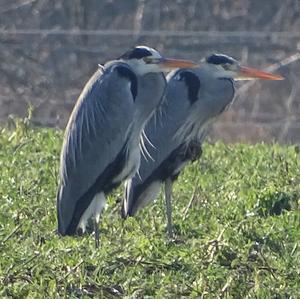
[[134, 72, 166, 127]]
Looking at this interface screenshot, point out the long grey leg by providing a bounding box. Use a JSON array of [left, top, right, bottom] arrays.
[[94, 192, 106, 249], [165, 178, 173, 238], [94, 219, 100, 248]]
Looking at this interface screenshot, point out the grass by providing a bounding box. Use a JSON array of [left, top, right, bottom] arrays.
[[0, 117, 299, 298]]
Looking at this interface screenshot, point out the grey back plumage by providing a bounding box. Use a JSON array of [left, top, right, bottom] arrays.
[[123, 65, 235, 216]]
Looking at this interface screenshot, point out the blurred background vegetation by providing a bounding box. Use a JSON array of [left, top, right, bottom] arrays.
[[0, 0, 299, 142]]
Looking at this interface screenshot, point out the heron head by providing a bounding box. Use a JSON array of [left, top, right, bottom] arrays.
[[204, 53, 284, 81], [119, 46, 199, 75]]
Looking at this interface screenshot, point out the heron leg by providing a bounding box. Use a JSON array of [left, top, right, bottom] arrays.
[[93, 192, 106, 249], [165, 178, 173, 238], [94, 219, 100, 248]]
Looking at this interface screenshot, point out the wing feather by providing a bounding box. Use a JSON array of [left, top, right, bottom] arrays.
[[57, 63, 136, 234]]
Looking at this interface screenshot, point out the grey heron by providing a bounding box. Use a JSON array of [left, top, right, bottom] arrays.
[[122, 53, 284, 237], [56, 46, 198, 246]]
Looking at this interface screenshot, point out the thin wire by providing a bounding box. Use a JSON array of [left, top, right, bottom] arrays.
[[0, 29, 299, 38]]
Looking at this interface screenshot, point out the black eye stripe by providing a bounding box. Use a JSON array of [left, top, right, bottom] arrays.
[[206, 54, 235, 65], [119, 47, 153, 60]]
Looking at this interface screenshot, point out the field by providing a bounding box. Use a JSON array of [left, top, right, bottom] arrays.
[[0, 119, 299, 298]]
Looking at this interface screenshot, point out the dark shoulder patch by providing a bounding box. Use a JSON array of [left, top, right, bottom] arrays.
[[179, 71, 201, 104], [119, 47, 152, 60], [115, 65, 138, 101], [206, 54, 236, 65]]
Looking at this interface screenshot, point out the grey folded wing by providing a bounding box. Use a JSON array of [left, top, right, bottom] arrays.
[[57, 64, 136, 234]]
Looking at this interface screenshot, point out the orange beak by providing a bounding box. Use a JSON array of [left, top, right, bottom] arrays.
[[237, 66, 284, 81]]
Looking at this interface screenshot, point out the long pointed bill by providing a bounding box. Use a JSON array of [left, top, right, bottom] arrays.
[[158, 58, 199, 70], [237, 66, 284, 80]]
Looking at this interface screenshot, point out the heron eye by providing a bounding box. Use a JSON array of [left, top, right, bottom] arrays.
[[222, 63, 231, 70], [143, 57, 152, 64]]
